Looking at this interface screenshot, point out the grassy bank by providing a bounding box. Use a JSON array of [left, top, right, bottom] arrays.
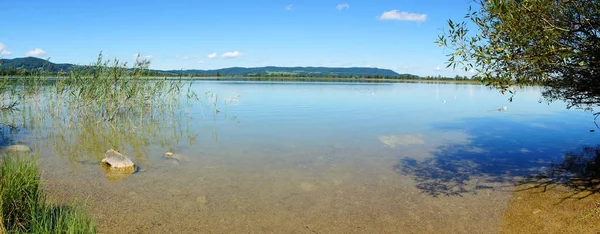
[[0, 155, 95, 233]]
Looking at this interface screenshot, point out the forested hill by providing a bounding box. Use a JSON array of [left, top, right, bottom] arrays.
[[0, 57, 407, 78], [162, 66, 402, 77], [0, 57, 74, 71]]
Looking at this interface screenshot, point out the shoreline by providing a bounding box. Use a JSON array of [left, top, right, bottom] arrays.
[[184, 76, 484, 84], [6, 75, 485, 84]]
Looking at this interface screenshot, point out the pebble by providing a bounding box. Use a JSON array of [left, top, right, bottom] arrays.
[[127, 191, 139, 198], [332, 179, 342, 186], [196, 196, 207, 205], [167, 189, 183, 196], [300, 182, 315, 191]]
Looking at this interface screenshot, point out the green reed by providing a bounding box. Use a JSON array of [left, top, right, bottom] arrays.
[[22, 52, 203, 164], [0, 155, 95, 233], [0, 52, 206, 232]]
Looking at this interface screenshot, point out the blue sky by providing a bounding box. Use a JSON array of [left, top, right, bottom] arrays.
[[1, 0, 475, 77]]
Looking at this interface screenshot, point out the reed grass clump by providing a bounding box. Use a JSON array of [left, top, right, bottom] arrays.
[[0, 155, 96, 233], [0, 52, 203, 233], [43, 52, 199, 164], [53, 52, 189, 122]]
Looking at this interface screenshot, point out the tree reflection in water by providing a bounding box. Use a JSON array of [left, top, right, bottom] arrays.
[[396, 116, 597, 197]]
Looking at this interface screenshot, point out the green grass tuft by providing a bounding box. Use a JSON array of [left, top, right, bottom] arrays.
[[0, 155, 95, 233]]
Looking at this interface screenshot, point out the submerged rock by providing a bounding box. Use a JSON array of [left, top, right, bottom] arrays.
[[3, 144, 33, 153], [164, 152, 188, 164], [378, 134, 424, 148], [101, 164, 135, 182], [102, 149, 136, 171], [196, 195, 207, 205], [300, 182, 315, 191]]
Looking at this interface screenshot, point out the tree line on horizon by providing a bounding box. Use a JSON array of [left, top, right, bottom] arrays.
[[0, 56, 486, 81]]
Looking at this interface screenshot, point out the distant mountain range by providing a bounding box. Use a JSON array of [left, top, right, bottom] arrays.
[[0, 57, 411, 78]]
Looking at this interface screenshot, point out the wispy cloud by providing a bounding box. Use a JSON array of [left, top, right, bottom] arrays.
[[207, 51, 243, 59], [378, 10, 427, 22], [25, 48, 46, 57], [336, 4, 349, 11], [285, 4, 293, 11], [133, 53, 154, 61], [434, 66, 441, 71], [0, 43, 11, 56], [176, 55, 201, 60], [221, 51, 242, 59]]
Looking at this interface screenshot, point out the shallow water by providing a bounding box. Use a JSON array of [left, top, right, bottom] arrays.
[[26, 82, 600, 233]]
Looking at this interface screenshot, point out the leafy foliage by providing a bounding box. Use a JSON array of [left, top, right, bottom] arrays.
[[437, 0, 600, 111]]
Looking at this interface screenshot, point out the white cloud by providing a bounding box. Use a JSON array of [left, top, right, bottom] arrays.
[[176, 55, 201, 60], [198, 61, 204, 64], [468, 68, 476, 73], [378, 10, 427, 22], [0, 43, 10, 56], [221, 51, 242, 59], [0, 43, 9, 56], [336, 4, 349, 11], [434, 66, 441, 71], [285, 4, 293, 11], [133, 53, 154, 61], [25, 48, 47, 57], [206, 51, 243, 59]]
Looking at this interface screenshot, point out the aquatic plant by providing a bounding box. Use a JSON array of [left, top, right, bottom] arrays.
[[0, 155, 95, 233], [1, 52, 205, 165]]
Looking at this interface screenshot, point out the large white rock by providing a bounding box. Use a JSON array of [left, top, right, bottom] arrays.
[[101, 149, 136, 171]]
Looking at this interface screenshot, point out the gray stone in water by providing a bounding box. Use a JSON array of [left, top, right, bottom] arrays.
[[4, 144, 32, 153], [101, 149, 136, 171]]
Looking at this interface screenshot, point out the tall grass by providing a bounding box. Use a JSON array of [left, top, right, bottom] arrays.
[[0, 52, 203, 165], [0, 53, 209, 232], [0, 155, 95, 233], [45, 52, 199, 164], [53, 52, 189, 121]]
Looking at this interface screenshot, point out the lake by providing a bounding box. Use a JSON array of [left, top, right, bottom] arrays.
[[21, 81, 599, 233]]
